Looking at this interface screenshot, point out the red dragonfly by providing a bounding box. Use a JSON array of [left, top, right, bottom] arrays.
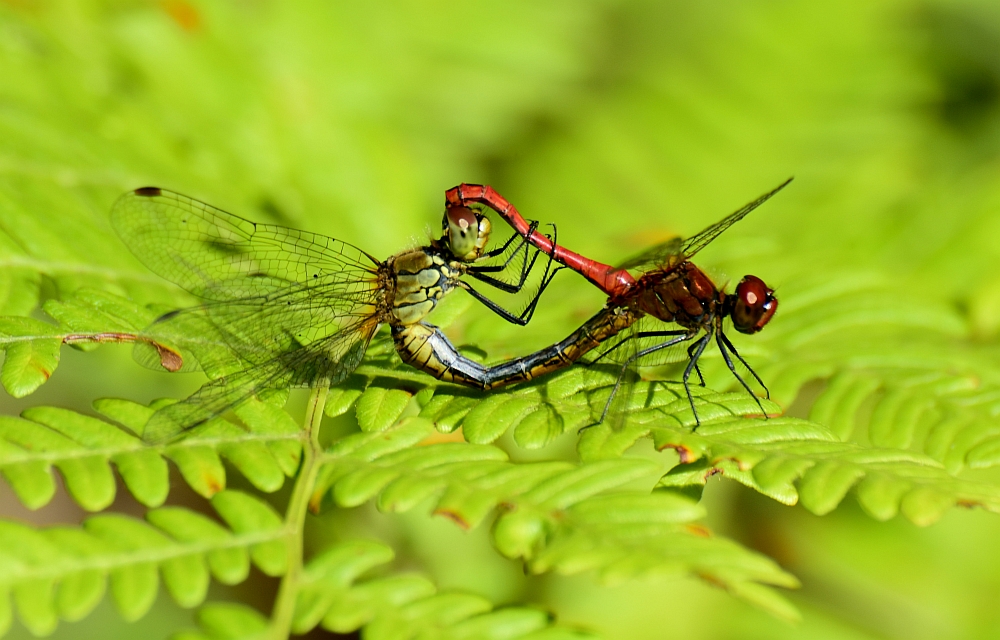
[[444, 179, 792, 427]]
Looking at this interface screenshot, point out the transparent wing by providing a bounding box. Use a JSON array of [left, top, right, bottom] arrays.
[[677, 177, 793, 260], [111, 187, 384, 377], [615, 237, 683, 273], [605, 322, 642, 433], [111, 187, 381, 301], [135, 276, 382, 374], [583, 316, 699, 429], [615, 178, 793, 275], [143, 316, 380, 442]]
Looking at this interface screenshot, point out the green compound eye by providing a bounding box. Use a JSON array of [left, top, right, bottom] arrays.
[[445, 205, 481, 259]]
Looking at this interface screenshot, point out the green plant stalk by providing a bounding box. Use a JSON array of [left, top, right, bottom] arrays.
[[269, 383, 329, 639]]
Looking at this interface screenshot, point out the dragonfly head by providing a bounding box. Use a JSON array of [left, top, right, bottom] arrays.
[[729, 275, 777, 334], [443, 204, 491, 261]]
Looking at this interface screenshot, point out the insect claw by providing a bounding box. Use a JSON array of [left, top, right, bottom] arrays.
[[577, 421, 599, 434]]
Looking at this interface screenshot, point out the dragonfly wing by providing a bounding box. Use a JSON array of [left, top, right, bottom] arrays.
[[678, 178, 793, 260], [111, 188, 381, 301], [134, 276, 382, 376], [586, 316, 699, 430], [615, 237, 683, 274], [606, 322, 641, 433], [143, 316, 379, 443], [614, 178, 793, 275], [111, 188, 383, 374]]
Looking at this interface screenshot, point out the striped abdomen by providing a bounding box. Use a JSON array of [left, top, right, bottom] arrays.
[[392, 306, 638, 390]]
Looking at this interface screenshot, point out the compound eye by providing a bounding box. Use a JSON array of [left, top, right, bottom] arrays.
[[444, 206, 479, 259], [731, 275, 777, 334]]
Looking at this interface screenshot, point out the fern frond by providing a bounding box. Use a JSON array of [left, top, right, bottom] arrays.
[[312, 417, 798, 617], [285, 539, 599, 638], [0, 491, 284, 637], [753, 275, 1000, 475], [650, 416, 1000, 526], [170, 541, 598, 639], [0, 288, 168, 397], [322, 342, 1000, 528], [0, 399, 301, 510]]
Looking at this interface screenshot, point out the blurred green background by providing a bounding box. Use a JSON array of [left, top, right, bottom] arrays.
[[3, 0, 1000, 638]]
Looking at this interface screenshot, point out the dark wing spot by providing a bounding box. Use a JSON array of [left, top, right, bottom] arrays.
[[155, 309, 182, 323], [134, 187, 162, 197], [207, 240, 242, 256]]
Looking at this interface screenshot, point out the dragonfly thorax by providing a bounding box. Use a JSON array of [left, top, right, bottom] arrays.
[[625, 261, 721, 329], [386, 247, 463, 327]]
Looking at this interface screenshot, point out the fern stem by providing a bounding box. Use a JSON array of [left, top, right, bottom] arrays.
[[269, 383, 329, 639]]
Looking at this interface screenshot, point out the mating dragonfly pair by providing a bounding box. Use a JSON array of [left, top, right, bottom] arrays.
[[111, 179, 790, 442]]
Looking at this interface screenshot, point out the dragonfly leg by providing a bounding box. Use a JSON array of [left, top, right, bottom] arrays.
[[687, 341, 707, 386], [718, 330, 770, 399], [463, 222, 562, 326], [472, 220, 540, 280], [716, 331, 769, 419], [681, 329, 712, 428], [583, 332, 695, 432], [468, 223, 549, 293], [588, 330, 689, 366], [481, 219, 539, 260], [448, 184, 634, 297], [458, 262, 563, 326]]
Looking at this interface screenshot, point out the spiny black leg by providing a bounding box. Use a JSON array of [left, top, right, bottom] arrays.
[[716, 330, 769, 419], [495, 223, 561, 324], [461, 282, 535, 326], [687, 340, 706, 386], [473, 220, 539, 274], [682, 330, 712, 429], [468, 228, 539, 291], [463, 224, 562, 325], [482, 219, 540, 259], [719, 330, 770, 399], [582, 332, 694, 432], [588, 330, 689, 366], [469, 223, 548, 293], [516, 223, 563, 322], [460, 262, 563, 326], [469, 251, 540, 291], [509, 262, 564, 325], [591, 360, 633, 429]]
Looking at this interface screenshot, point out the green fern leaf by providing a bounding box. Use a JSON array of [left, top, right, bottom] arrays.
[[0, 288, 167, 396], [356, 385, 414, 433], [0, 400, 302, 510], [210, 491, 287, 577], [0, 491, 284, 635], [654, 416, 1000, 525], [172, 602, 270, 640], [291, 539, 597, 639], [0, 317, 61, 398], [312, 418, 797, 615]]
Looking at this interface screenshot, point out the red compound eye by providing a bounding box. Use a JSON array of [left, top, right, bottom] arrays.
[[731, 275, 777, 334]]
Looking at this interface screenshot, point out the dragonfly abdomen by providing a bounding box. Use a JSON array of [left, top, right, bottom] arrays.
[[391, 306, 638, 391]]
